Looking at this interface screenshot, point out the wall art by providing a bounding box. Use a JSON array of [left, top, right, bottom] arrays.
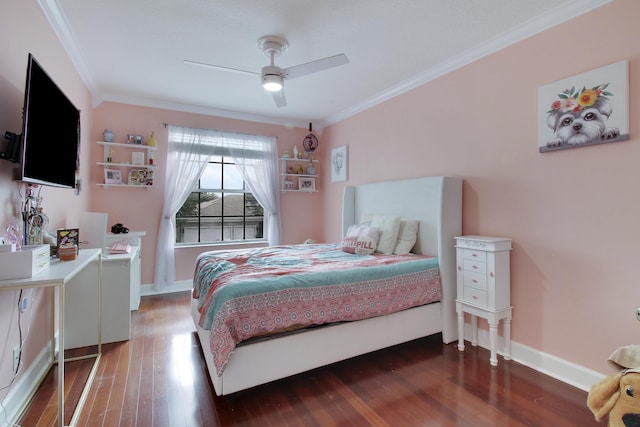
[[331, 145, 348, 182], [538, 60, 629, 153]]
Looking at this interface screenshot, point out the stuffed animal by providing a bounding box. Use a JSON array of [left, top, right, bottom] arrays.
[[588, 345, 640, 426]]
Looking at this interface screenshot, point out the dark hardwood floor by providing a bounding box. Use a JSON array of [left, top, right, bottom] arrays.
[[18, 291, 599, 426]]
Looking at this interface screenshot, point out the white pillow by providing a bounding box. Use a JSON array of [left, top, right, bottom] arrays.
[[340, 225, 380, 255], [370, 215, 401, 255], [394, 219, 419, 255]]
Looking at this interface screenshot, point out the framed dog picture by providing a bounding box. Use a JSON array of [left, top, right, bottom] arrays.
[[538, 60, 629, 153]]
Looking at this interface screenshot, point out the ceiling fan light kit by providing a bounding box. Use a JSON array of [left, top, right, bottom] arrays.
[[185, 35, 349, 107], [261, 64, 284, 91]]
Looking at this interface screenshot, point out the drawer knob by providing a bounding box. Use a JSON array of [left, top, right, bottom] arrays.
[[490, 272, 494, 277], [472, 253, 477, 257], [472, 295, 478, 300], [472, 265, 477, 269], [472, 279, 478, 283], [458, 266, 461, 271]]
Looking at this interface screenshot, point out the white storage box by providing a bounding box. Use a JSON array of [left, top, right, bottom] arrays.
[[0, 245, 51, 280]]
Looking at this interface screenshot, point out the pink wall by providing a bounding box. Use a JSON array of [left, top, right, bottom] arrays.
[[319, 0, 640, 374], [91, 102, 324, 285], [1, 0, 636, 398], [0, 0, 93, 401]]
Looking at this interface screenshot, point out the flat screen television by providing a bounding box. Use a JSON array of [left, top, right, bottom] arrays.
[[15, 53, 80, 189]]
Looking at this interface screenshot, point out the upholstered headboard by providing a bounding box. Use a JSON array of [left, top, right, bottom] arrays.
[[342, 176, 463, 343]]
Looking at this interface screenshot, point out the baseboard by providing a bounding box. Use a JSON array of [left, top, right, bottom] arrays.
[[0, 342, 52, 427], [462, 324, 605, 392], [140, 280, 192, 297]]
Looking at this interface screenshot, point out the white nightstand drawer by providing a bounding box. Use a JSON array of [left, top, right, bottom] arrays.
[[463, 259, 487, 274], [463, 271, 487, 290], [464, 286, 487, 307], [462, 248, 487, 263]]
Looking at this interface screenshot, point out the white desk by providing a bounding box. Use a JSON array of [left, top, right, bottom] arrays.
[[0, 249, 102, 427], [65, 246, 139, 348]]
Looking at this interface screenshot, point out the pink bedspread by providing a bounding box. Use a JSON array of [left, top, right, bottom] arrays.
[[192, 244, 441, 375]]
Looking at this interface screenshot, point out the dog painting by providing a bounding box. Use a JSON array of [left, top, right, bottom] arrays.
[[538, 60, 629, 153]]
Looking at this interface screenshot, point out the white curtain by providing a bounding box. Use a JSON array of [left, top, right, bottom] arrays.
[[154, 126, 212, 290], [154, 125, 281, 290]]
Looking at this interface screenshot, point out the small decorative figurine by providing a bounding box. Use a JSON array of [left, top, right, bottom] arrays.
[[293, 145, 299, 159], [147, 131, 157, 147], [103, 129, 113, 142]]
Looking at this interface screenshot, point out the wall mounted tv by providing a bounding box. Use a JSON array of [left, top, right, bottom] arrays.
[[13, 53, 80, 189]]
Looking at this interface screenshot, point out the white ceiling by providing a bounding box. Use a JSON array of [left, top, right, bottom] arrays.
[[41, 0, 609, 130]]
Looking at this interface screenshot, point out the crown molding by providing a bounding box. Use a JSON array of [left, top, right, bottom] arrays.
[[38, 0, 611, 132], [325, 0, 613, 126]]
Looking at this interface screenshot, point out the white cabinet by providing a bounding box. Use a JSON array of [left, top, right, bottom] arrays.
[[64, 246, 140, 349], [96, 141, 157, 189], [280, 157, 319, 192], [455, 236, 512, 366], [106, 231, 145, 310]]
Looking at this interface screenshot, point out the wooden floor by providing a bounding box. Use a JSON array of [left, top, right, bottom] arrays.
[[18, 291, 599, 426]]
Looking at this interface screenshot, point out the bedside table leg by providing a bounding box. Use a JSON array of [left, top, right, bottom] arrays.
[[503, 316, 512, 361], [471, 315, 478, 347], [489, 320, 498, 366], [457, 309, 465, 351]]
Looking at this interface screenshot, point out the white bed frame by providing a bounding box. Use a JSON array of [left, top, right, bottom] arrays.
[[191, 176, 462, 395]]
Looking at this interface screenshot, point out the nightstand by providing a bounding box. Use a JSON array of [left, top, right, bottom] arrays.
[[455, 236, 512, 366]]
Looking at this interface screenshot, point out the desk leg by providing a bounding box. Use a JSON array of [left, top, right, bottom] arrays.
[[58, 285, 65, 427]]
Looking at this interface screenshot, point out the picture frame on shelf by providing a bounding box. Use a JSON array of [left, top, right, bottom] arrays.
[[127, 134, 144, 145], [284, 180, 294, 190], [132, 152, 145, 166], [104, 169, 122, 184], [128, 169, 154, 186], [299, 177, 315, 191]]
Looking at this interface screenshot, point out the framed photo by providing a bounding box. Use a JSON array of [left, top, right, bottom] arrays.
[[299, 177, 315, 191], [56, 228, 79, 248], [128, 169, 144, 185], [132, 151, 145, 166], [127, 134, 144, 145], [104, 169, 122, 184], [284, 180, 294, 190], [331, 145, 348, 182], [538, 60, 629, 153]]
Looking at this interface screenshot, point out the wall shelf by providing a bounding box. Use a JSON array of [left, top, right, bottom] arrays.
[[280, 157, 319, 193], [97, 141, 157, 189]]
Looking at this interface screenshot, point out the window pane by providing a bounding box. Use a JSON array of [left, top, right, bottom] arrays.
[[200, 163, 221, 189], [222, 194, 244, 216], [223, 164, 244, 190]]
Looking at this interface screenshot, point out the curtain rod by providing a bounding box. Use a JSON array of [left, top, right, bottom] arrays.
[[162, 123, 278, 140]]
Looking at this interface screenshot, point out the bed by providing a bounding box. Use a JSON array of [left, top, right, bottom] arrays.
[[191, 175, 462, 395]]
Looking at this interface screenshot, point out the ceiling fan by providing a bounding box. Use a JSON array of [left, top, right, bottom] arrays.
[[184, 35, 349, 108]]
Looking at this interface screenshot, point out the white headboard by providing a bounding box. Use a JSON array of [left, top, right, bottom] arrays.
[[342, 176, 463, 343]]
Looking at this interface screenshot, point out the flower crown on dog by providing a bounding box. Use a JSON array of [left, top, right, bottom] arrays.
[[547, 83, 613, 114]]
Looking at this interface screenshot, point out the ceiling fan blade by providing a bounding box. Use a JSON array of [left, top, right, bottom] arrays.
[[271, 88, 287, 108], [282, 54, 349, 80], [183, 60, 259, 77]]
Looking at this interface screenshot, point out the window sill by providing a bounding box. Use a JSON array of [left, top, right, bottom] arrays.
[[175, 240, 268, 250]]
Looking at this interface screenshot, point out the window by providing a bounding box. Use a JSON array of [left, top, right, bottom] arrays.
[[176, 155, 264, 244]]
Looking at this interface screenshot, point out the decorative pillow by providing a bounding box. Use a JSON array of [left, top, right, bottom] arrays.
[[394, 219, 419, 255], [370, 215, 401, 255], [340, 225, 379, 255]]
